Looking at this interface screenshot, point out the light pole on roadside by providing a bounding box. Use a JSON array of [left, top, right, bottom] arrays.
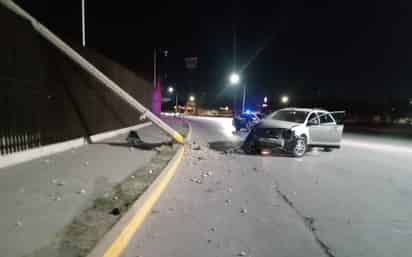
[[229, 72, 247, 113], [281, 95, 289, 105], [168, 86, 178, 115], [81, 0, 86, 47]]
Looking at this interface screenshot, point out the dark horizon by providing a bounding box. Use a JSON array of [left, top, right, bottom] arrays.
[[15, 0, 412, 114]]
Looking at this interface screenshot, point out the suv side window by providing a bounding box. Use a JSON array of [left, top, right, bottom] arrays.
[[307, 113, 319, 125], [319, 113, 334, 124]]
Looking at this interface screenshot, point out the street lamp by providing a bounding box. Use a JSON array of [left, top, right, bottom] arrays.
[[168, 86, 178, 115], [281, 95, 289, 104], [81, 0, 86, 47], [228, 72, 247, 113], [264, 96, 268, 104], [189, 95, 195, 102], [229, 72, 240, 85]]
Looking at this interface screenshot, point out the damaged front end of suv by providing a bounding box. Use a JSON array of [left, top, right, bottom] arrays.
[[242, 125, 307, 157]]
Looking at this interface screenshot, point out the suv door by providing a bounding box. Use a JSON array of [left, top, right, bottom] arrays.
[[307, 112, 322, 144], [310, 112, 342, 146]]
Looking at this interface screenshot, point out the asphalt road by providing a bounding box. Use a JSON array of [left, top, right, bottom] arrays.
[[122, 116, 412, 257]]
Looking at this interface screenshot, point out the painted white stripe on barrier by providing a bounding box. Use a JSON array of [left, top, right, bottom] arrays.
[[0, 122, 151, 169]]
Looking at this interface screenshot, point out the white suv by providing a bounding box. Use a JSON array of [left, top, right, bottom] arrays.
[[242, 108, 344, 157]]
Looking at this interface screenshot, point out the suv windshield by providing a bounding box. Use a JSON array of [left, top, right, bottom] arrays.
[[271, 110, 309, 123]]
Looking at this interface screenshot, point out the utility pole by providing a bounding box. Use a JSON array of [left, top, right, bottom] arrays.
[[175, 94, 178, 115], [81, 0, 86, 47], [242, 83, 246, 113], [153, 49, 157, 88]]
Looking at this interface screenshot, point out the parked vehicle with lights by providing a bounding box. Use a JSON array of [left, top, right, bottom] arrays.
[[233, 111, 262, 131], [242, 108, 345, 157]]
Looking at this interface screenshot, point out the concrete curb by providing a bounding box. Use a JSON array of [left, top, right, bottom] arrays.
[[0, 122, 151, 169], [87, 120, 192, 257]]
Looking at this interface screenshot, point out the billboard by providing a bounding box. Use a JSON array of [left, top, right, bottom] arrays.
[[184, 57, 198, 70]]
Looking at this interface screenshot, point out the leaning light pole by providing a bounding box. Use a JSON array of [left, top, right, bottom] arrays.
[[0, 0, 184, 144]]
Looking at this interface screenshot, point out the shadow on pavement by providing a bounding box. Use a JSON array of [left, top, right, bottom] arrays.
[[208, 141, 243, 154], [93, 130, 173, 151], [95, 141, 173, 151], [208, 140, 294, 158]]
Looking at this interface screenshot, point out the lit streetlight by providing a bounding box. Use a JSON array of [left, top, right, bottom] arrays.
[[264, 96, 268, 104], [189, 95, 195, 102], [229, 72, 240, 85], [228, 72, 247, 113], [281, 95, 289, 104], [168, 86, 178, 115]]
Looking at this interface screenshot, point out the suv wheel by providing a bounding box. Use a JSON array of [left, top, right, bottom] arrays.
[[292, 136, 307, 157], [242, 134, 258, 154]]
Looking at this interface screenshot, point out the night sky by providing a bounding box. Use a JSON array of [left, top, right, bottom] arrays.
[[15, 0, 412, 113]]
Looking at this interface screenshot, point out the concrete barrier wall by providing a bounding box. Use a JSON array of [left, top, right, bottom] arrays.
[[0, 6, 152, 155]]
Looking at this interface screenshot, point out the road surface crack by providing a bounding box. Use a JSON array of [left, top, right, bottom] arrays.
[[275, 187, 336, 257]]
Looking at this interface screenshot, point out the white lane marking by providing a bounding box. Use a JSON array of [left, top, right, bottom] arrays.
[[343, 139, 412, 155]]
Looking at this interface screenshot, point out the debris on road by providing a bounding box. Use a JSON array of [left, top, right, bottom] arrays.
[[210, 227, 216, 232], [54, 196, 62, 201], [240, 208, 248, 214], [149, 169, 153, 175], [151, 209, 160, 214], [190, 177, 203, 184], [131, 175, 136, 179], [16, 221, 23, 228], [78, 189, 87, 195], [57, 181, 65, 186], [238, 250, 247, 256], [193, 145, 201, 151], [225, 199, 231, 205], [112, 196, 119, 201], [110, 207, 121, 216]]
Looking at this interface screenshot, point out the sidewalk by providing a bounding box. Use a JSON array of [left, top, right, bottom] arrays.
[[0, 117, 187, 257]]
